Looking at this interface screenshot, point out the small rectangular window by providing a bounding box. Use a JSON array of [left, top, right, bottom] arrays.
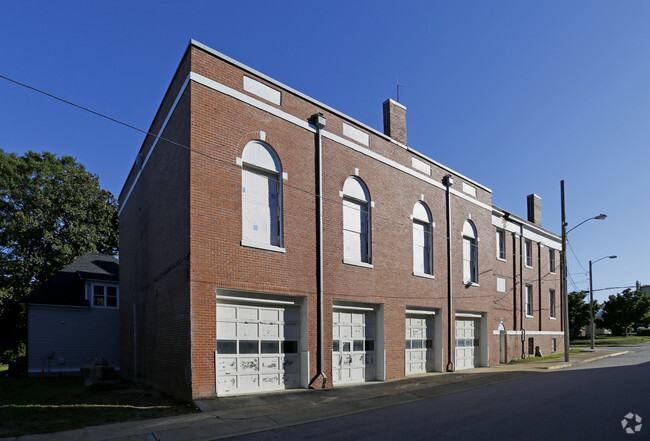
[[425, 339, 433, 349], [332, 340, 340, 352], [365, 340, 374, 351], [549, 289, 556, 319], [106, 286, 118, 307], [239, 341, 259, 354], [526, 284, 534, 317], [412, 340, 423, 349], [405, 340, 411, 350], [528, 338, 534, 355], [496, 229, 506, 260], [353, 340, 364, 351], [217, 340, 237, 354], [282, 341, 298, 354], [261, 341, 279, 354], [342, 342, 351, 352], [549, 249, 556, 273], [525, 240, 533, 267], [551, 338, 557, 352]]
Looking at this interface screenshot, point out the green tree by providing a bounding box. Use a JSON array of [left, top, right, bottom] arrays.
[[568, 291, 599, 339], [0, 150, 118, 363], [600, 289, 650, 336]]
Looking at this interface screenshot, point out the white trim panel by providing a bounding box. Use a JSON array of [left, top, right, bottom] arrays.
[[405, 309, 436, 315], [456, 312, 482, 318], [243, 76, 281, 105], [322, 130, 492, 212], [215, 294, 300, 306]]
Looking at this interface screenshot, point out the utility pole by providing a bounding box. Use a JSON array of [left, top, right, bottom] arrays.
[[561, 180, 570, 362]]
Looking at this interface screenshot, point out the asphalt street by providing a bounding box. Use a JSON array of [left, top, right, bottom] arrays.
[[229, 345, 650, 441]]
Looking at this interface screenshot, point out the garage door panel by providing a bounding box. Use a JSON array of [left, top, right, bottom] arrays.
[[259, 323, 279, 338], [216, 302, 301, 395], [406, 314, 434, 376], [332, 309, 376, 385], [217, 322, 236, 337], [239, 307, 258, 320], [239, 323, 259, 337], [217, 305, 237, 320], [455, 318, 479, 370]]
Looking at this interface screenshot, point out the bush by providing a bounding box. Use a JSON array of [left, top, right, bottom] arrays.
[[636, 328, 650, 336]]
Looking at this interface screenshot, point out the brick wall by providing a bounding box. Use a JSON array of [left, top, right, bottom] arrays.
[[120, 42, 564, 400]]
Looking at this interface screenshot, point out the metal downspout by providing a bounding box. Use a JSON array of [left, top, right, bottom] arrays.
[[444, 175, 455, 372], [520, 227, 526, 359], [309, 113, 327, 388]]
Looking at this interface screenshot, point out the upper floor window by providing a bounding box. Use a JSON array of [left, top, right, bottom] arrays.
[[525, 239, 533, 267], [525, 284, 534, 317], [342, 176, 371, 265], [549, 289, 556, 319], [549, 249, 556, 274], [241, 141, 283, 249], [462, 220, 478, 285], [496, 229, 506, 261], [412, 202, 433, 276], [92, 283, 118, 308]]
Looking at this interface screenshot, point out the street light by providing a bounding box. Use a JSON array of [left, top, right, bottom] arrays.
[[561, 180, 607, 362], [589, 255, 617, 349]]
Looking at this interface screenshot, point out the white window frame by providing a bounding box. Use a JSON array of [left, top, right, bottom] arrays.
[[525, 239, 533, 268], [549, 289, 556, 319], [342, 176, 371, 266], [90, 282, 119, 309], [549, 249, 556, 274], [462, 220, 478, 285], [240, 141, 284, 251], [525, 284, 534, 317], [496, 229, 506, 261], [412, 202, 434, 277]]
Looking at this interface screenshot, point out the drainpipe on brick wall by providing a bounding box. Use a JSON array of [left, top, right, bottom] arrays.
[[309, 113, 327, 389], [444, 175, 455, 372], [520, 227, 526, 359]]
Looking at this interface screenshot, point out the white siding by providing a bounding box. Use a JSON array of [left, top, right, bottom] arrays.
[[27, 305, 120, 373]]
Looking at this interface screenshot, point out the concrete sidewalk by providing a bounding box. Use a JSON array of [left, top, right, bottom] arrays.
[[11, 349, 628, 441]]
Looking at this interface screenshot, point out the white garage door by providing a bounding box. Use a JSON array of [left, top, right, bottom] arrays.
[[405, 314, 434, 375], [455, 318, 479, 370], [216, 302, 300, 395], [332, 309, 376, 385]]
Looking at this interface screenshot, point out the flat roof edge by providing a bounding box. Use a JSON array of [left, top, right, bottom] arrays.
[[189, 39, 491, 193]]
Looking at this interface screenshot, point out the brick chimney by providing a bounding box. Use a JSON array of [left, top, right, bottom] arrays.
[[527, 194, 542, 226], [383, 99, 407, 145]]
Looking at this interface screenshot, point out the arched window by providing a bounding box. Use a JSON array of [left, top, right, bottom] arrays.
[[462, 220, 478, 284], [412, 202, 433, 276], [342, 176, 371, 264], [241, 141, 282, 248]]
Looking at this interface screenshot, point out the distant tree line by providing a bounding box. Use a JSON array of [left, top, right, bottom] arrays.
[[569, 289, 650, 338]]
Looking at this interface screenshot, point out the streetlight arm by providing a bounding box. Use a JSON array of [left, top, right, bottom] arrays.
[[566, 214, 607, 235]]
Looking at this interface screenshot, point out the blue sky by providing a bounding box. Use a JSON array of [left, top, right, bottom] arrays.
[[1, 1, 648, 302]]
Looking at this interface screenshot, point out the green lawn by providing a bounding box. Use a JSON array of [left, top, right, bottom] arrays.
[[509, 349, 582, 364], [0, 376, 197, 438], [570, 335, 650, 346], [0, 365, 7, 374]]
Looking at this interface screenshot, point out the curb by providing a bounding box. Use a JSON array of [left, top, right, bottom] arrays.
[[540, 351, 629, 370]]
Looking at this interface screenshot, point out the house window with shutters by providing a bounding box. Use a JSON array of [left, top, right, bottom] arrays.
[[240, 140, 284, 251], [412, 201, 433, 277], [342, 176, 371, 266]]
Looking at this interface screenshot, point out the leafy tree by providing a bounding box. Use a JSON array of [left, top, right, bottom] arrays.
[[0, 150, 118, 362], [600, 289, 650, 336], [568, 291, 599, 339]]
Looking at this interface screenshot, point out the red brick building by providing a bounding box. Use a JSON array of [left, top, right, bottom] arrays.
[[119, 40, 563, 401]]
